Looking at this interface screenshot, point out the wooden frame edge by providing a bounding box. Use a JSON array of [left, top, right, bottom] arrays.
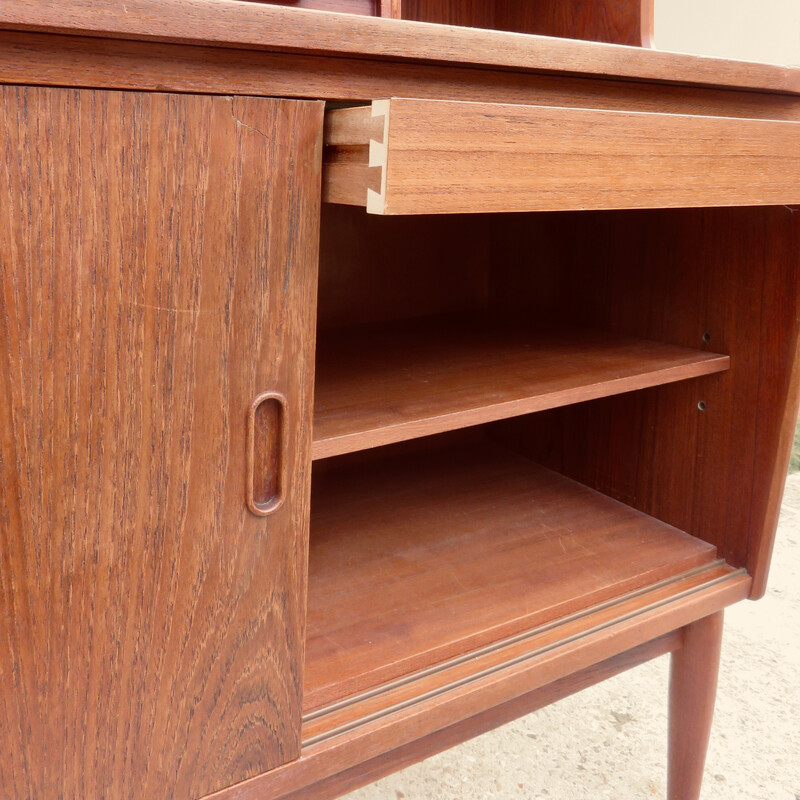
[[201, 569, 750, 800], [0, 1, 798, 94]]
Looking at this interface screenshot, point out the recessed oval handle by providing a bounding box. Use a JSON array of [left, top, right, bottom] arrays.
[[246, 391, 288, 517]]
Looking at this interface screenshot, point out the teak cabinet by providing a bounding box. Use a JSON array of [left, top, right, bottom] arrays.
[[1, 3, 799, 800]]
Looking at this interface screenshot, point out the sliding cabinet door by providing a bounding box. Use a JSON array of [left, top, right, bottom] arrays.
[[0, 88, 322, 799]]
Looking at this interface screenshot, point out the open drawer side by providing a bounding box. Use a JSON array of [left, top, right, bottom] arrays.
[[323, 100, 391, 213], [323, 97, 800, 215]]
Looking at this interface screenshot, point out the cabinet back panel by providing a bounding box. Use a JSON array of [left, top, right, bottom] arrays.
[[401, 0, 496, 28], [402, 0, 649, 44], [491, 206, 800, 596], [317, 205, 491, 329]]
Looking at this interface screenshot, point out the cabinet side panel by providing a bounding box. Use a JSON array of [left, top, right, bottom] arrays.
[[0, 87, 322, 799]]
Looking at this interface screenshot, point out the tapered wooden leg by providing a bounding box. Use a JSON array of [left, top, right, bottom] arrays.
[[668, 612, 724, 800]]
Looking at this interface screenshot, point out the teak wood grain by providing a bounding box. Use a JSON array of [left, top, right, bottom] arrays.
[[312, 314, 729, 459], [316, 206, 491, 331], [1, 1, 798, 94], [324, 98, 800, 214], [380, 0, 402, 17], [304, 441, 717, 711], [404, 0, 653, 46], [1, 4, 796, 799], [495, 0, 653, 45], [0, 87, 322, 799], [401, 0, 496, 28]]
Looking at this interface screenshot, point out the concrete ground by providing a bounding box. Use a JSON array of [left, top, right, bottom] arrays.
[[345, 475, 800, 800]]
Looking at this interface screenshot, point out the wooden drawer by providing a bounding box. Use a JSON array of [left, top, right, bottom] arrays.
[[323, 98, 800, 214]]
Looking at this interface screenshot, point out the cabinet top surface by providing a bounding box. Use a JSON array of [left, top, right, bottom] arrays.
[[2, 0, 799, 95]]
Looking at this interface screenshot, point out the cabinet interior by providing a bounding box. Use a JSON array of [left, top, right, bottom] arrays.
[[303, 202, 799, 718]]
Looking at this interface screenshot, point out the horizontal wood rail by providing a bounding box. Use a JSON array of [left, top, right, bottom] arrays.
[[286, 632, 680, 800], [2, 2, 798, 93], [303, 562, 743, 743], [204, 560, 749, 800]]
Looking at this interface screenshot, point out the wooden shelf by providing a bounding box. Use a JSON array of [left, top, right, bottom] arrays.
[[312, 315, 729, 459], [304, 441, 717, 712]]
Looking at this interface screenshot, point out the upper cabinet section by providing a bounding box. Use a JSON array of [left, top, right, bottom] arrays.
[[401, 0, 653, 45], [258, 0, 652, 45]]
